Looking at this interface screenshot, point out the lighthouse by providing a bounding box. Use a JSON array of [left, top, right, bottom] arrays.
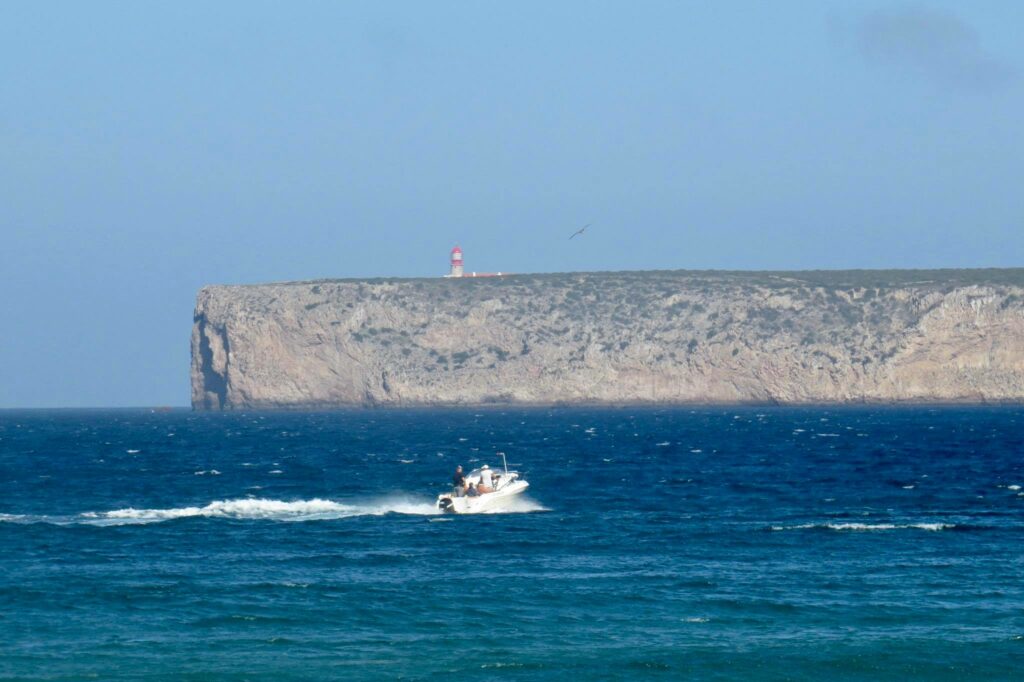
[[441, 245, 507, 278], [449, 245, 464, 278]]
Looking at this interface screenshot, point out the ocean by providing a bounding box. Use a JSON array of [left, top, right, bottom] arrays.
[[1, 407, 1022, 680]]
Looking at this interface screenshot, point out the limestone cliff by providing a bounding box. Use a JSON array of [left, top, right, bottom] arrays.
[[191, 269, 1024, 409]]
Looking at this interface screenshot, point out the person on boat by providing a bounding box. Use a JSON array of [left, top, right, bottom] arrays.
[[452, 465, 467, 496], [466, 482, 479, 497], [477, 464, 495, 494]]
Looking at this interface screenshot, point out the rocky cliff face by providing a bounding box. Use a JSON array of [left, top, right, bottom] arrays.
[[191, 269, 1024, 409]]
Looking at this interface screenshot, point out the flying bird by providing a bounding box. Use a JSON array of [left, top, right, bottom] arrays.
[[569, 223, 590, 240]]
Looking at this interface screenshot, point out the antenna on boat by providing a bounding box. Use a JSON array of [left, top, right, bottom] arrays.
[[499, 451, 508, 474]]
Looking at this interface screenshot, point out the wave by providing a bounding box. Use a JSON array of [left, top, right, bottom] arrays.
[[0, 495, 548, 526], [768, 522, 956, 532]]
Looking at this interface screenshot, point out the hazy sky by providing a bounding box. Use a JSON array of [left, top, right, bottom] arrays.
[[2, 1, 1022, 407]]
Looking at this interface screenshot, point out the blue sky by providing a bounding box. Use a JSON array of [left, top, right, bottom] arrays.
[[1, 1, 1022, 407]]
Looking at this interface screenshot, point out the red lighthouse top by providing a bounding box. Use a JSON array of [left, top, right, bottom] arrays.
[[451, 245, 463, 263]]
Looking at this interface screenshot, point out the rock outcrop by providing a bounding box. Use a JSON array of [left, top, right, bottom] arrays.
[[191, 269, 1024, 409]]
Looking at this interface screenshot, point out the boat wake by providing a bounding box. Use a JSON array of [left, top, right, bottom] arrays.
[[85, 497, 443, 525], [0, 495, 548, 526]]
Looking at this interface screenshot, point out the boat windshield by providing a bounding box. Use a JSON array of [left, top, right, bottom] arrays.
[[466, 466, 512, 481]]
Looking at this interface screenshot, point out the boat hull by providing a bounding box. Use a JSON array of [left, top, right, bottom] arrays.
[[437, 480, 529, 514]]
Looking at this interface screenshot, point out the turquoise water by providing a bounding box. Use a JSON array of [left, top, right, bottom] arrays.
[[1, 407, 1022, 680]]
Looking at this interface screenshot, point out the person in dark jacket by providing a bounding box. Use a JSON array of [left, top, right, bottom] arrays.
[[452, 465, 467, 496]]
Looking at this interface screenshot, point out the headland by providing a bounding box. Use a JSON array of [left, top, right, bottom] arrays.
[[192, 269, 1024, 409]]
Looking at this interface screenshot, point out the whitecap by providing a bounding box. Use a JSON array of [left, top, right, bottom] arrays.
[[770, 522, 954, 532], [481, 663, 525, 669], [909, 523, 954, 531], [126, 449, 141, 454]]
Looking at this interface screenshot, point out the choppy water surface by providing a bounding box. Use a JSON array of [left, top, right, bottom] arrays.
[[1, 407, 1022, 680]]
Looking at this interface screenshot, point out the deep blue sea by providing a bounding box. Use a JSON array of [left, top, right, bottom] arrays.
[[1, 407, 1022, 680]]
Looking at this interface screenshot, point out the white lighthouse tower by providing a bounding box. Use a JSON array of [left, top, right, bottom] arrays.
[[449, 245, 464, 278]]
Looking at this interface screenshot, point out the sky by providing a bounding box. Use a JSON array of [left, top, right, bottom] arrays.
[[1, 1, 1022, 407]]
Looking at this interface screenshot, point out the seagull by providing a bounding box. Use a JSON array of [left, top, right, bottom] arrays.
[[569, 223, 590, 240]]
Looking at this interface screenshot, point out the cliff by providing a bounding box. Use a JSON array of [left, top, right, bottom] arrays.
[[191, 269, 1024, 409]]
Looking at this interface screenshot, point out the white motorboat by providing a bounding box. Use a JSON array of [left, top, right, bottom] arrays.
[[436, 454, 529, 514]]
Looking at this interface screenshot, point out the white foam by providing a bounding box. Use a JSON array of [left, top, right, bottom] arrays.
[[770, 522, 955, 532], [1, 492, 549, 526], [79, 496, 442, 526]]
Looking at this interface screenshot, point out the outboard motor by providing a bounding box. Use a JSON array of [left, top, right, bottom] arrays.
[[437, 497, 455, 513]]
